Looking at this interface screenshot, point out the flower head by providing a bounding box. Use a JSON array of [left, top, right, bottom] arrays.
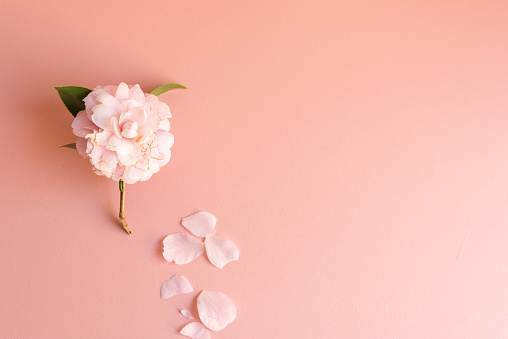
[[72, 82, 174, 184]]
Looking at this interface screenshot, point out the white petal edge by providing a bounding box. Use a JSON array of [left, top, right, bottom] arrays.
[[180, 310, 194, 320], [180, 322, 210, 339], [160, 275, 193, 299], [197, 290, 237, 331], [181, 212, 217, 237], [204, 235, 240, 269], [163, 233, 205, 264]]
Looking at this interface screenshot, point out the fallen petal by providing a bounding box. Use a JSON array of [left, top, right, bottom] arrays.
[[204, 235, 239, 269], [163, 233, 205, 264], [180, 310, 194, 320], [160, 275, 193, 299], [197, 291, 237, 331], [181, 212, 217, 237], [180, 322, 210, 339]]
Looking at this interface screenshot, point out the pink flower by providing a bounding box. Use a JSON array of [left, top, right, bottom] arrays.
[[71, 82, 174, 184]]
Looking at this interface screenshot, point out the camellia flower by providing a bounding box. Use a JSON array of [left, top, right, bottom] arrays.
[[57, 82, 186, 234], [72, 82, 174, 184]]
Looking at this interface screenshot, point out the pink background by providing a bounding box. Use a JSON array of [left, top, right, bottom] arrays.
[[2, 1, 508, 338]]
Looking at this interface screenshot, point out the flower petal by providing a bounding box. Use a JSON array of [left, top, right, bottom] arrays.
[[114, 138, 135, 155], [181, 212, 217, 237], [72, 110, 97, 137], [115, 82, 130, 100], [95, 130, 114, 148], [121, 128, 138, 139], [111, 117, 121, 138], [197, 291, 237, 331], [180, 310, 194, 320], [160, 275, 193, 299], [128, 84, 146, 103], [126, 99, 143, 111], [180, 322, 210, 339], [163, 233, 205, 264], [153, 131, 174, 155], [91, 104, 118, 130], [157, 119, 171, 132], [96, 92, 122, 113], [101, 149, 118, 169], [76, 137, 87, 158], [120, 107, 147, 126], [121, 166, 142, 184], [117, 150, 141, 167], [204, 235, 239, 269], [135, 128, 152, 144]]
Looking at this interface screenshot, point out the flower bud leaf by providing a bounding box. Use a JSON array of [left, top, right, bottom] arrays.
[[55, 86, 92, 117], [58, 143, 77, 149], [149, 83, 187, 96]]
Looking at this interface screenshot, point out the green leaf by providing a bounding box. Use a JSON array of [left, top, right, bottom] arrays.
[[149, 83, 187, 96], [58, 143, 77, 149], [55, 86, 92, 117]]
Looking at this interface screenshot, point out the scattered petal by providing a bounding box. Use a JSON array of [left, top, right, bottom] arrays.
[[163, 233, 205, 264], [181, 212, 217, 237], [180, 322, 210, 339], [160, 275, 193, 299], [204, 235, 239, 269], [180, 310, 194, 320], [197, 291, 237, 331]]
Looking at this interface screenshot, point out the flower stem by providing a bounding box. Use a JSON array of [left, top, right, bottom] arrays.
[[119, 180, 132, 235]]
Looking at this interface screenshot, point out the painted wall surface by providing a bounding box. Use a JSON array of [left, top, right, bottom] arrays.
[[1, 1, 508, 338]]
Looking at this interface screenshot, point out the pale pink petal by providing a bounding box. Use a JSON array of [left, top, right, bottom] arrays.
[[95, 130, 114, 148], [135, 128, 152, 144], [180, 310, 194, 320], [160, 275, 193, 299], [148, 157, 161, 173], [120, 107, 147, 125], [96, 92, 122, 113], [117, 148, 142, 167], [115, 82, 130, 100], [157, 119, 171, 132], [91, 104, 118, 130], [101, 149, 118, 169], [111, 117, 121, 138], [180, 322, 210, 339], [121, 166, 142, 184], [181, 212, 217, 237], [121, 130, 137, 138], [204, 235, 239, 269], [76, 137, 87, 158], [163, 233, 205, 264], [128, 84, 146, 103], [197, 291, 237, 331], [121, 121, 139, 138], [114, 138, 135, 155], [153, 131, 174, 155], [147, 100, 171, 119], [72, 110, 97, 137], [126, 99, 143, 111]]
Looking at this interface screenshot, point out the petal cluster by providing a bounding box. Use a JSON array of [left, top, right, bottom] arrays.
[[71, 82, 174, 184], [162, 212, 239, 269], [161, 212, 239, 338]]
